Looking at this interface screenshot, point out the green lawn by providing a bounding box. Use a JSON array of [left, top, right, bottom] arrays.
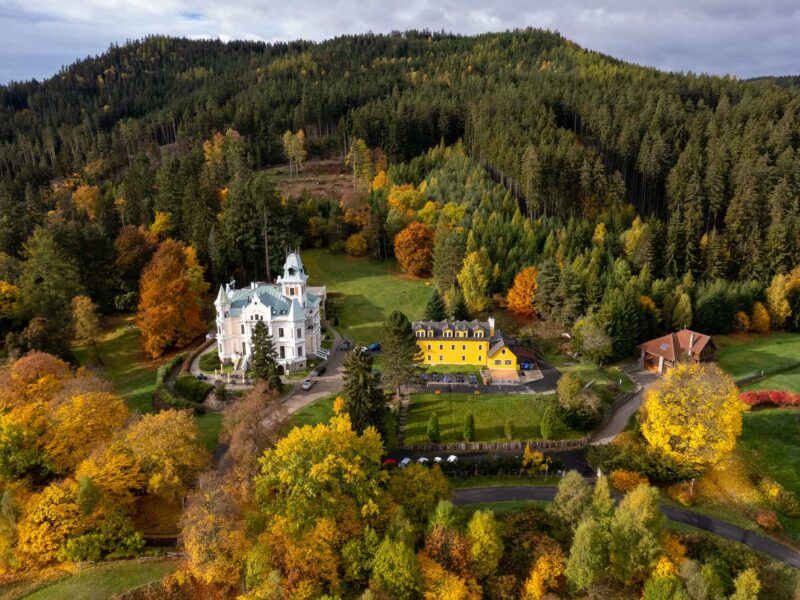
[[741, 366, 800, 392], [195, 412, 224, 450], [22, 559, 177, 600], [73, 314, 165, 414], [424, 364, 483, 375], [715, 331, 800, 380], [303, 248, 431, 344], [455, 500, 547, 519], [405, 392, 583, 444], [738, 407, 800, 540], [544, 354, 635, 394]]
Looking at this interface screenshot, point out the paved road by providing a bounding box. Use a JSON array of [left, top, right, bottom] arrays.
[[591, 365, 659, 445], [453, 486, 800, 569]]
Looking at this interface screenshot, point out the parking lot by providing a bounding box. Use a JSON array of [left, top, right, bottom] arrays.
[[421, 360, 561, 395]]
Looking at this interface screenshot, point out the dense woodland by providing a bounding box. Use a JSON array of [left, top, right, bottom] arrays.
[[2, 29, 800, 599]]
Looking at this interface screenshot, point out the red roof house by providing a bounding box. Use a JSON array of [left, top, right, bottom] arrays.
[[637, 329, 716, 375]]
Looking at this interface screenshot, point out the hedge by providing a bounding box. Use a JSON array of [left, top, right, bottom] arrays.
[[739, 390, 800, 407], [174, 375, 214, 404]]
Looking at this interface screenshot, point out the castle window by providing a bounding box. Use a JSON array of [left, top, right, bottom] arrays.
[[478, 356, 482, 362], [279, 328, 284, 338], [427, 344, 431, 350], [241, 325, 245, 334], [427, 355, 432, 361], [439, 344, 443, 350], [451, 344, 455, 350], [298, 346, 303, 357], [297, 328, 302, 338], [427, 330, 433, 337], [439, 355, 443, 361], [279, 346, 285, 358], [444, 330, 452, 338], [476, 331, 483, 338], [462, 344, 466, 350]]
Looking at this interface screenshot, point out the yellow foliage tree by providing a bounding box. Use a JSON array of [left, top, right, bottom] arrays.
[[71, 184, 100, 220], [122, 410, 209, 499], [749, 301, 770, 333], [16, 480, 83, 565], [75, 442, 144, 508], [506, 266, 539, 317], [418, 552, 481, 600], [149, 211, 173, 239], [522, 545, 565, 600], [0, 280, 18, 319], [640, 363, 743, 473], [371, 170, 388, 192], [766, 274, 792, 328], [45, 391, 129, 474], [344, 233, 368, 257], [457, 250, 492, 313]]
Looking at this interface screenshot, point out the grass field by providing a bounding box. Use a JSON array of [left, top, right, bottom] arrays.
[[22, 559, 177, 600], [303, 248, 431, 345], [741, 367, 800, 392], [544, 354, 635, 394], [715, 331, 800, 380], [738, 408, 800, 539], [73, 314, 168, 414], [405, 392, 583, 444]]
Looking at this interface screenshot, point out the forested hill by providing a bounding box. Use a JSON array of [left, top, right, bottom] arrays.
[[0, 31, 799, 322]]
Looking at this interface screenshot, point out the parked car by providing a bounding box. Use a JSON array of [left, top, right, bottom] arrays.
[[341, 340, 351, 351], [442, 373, 452, 383], [430, 372, 442, 382], [399, 457, 412, 469], [433, 456, 443, 463], [196, 373, 207, 381], [301, 379, 315, 390], [313, 365, 327, 376], [446, 455, 459, 463], [520, 361, 534, 370], [455, 373, 465, 383], [367, 342, 381, 352], [417, 457, 429, 464], [419, 372, 429, 382], [468, 374, 478, 385]]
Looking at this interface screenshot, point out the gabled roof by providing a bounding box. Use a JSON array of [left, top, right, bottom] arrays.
[[228, 284, 292, 317], [638, 329, 714, 361]]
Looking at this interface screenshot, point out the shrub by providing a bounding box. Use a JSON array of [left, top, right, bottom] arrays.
[[754, 510, 782, 531], [610, 469, 649, 493], [749, 302, 770, 333], [199, 351, 220, 372], [666, 481, 697, 507], [175, 375, 214, 404], [758, 477, 800, 517], [427, 413, 440, 443], [539, 405, 554, 440], [733, 311, 750, 332], [463, 413, 475, 442], [344, 233, 368, 257], [739, 390, 800, 407], [504, 419, 515, 441], [555, 389, 601, 430]]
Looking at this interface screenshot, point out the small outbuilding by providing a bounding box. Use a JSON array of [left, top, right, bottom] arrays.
[[637, 328, 716, 375]]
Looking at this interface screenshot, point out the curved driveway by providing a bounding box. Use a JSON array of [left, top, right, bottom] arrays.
[[453, 486, 800, 569]]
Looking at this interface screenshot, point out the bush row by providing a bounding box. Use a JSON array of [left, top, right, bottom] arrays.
[[739, 390, 800, 407], [175, 374, 214, 404]]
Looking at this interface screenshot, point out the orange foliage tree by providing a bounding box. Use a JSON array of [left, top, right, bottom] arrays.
[[394, 221, 435, 277], [136, 239, 209, 358], [506, 266, 539, 317]]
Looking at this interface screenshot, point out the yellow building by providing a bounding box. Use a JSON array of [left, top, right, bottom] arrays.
[[412, 317, 519, 370]]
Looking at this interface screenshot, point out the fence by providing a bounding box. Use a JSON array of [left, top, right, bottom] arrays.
[[735, 360, 800, 386], [403, 436, 591, 453]]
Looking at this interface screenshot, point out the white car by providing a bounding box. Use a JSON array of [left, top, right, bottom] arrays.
[[301, 379, 315, 390], [399, 457, 412, 469], [433, 456, 443, 463], [417, 457, 429, 464], [446, 455, 459, 463]]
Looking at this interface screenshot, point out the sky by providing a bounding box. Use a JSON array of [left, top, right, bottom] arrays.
[[1, 0, 798, 84]]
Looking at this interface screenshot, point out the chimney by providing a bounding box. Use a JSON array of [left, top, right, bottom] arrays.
[[488, 316, 495, 337], [688, 332, 695, 356]]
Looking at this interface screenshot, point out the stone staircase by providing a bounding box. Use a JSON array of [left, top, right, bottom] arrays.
[[396, 396, 410, 448]]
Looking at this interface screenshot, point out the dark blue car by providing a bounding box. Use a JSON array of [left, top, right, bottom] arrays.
[[367, 342, 381, 352]]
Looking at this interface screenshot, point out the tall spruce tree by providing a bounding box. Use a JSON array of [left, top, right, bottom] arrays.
[[342, 348, 385, 434], [250, 321, 283, 391], [380, 311, 423, 398], [600, 288, 641, 360], [432, 222, 464, 292], [423, 289, 447, 321]]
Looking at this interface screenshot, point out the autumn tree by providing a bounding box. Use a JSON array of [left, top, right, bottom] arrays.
[[609, 485, 666, 584], [112, 225, 156, 307], [136, 239, 209, 358], [522, 544, 565, 600], [380, 310, 422, 398], [387, 464, 450, 528], [346, 138, 373, 189], [342, 348, 385, 435], [282, 129, 307, 177], [345, 232, 368, 257], [371, 536, 422, 600], [71, 295, 102, 362], [457, 249, 492, 313], [466, 509, 503, 579], [640, 363, 743, 474], [122, 409, 209, 499], [180, 471, 250, 588], [507, 266, 539, 317], [565, 517, 610, 592], [394, 221, 435, 277], [250, 321, 282, 391], [549, 470, 592, 529]]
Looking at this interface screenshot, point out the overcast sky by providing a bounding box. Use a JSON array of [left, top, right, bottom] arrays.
[[1, 0, 798, 84]]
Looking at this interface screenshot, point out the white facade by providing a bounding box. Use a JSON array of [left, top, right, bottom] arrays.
[[214, 251, 326, 373]]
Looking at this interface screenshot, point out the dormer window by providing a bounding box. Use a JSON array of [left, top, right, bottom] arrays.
[[427, 330, 434, 337], [416, 330, 425, 338], [444, 330, 453, 338], [476, 330, 484, 338]]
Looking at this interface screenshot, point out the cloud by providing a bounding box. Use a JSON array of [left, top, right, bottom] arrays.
[[0, 0, 798, 83]]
